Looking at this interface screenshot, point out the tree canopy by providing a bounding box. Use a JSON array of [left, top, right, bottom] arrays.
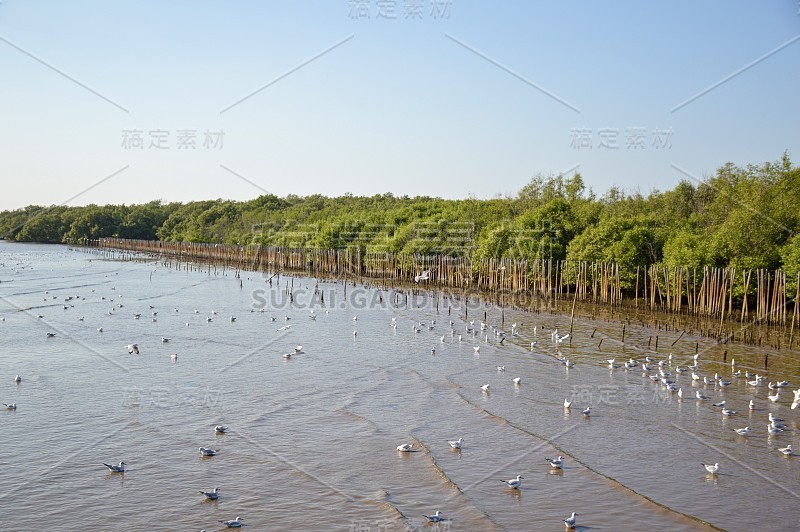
[[2, 155, 798, 289]]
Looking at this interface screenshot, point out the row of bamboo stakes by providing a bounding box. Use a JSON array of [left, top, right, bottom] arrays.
[[84, 238, 799, 346]]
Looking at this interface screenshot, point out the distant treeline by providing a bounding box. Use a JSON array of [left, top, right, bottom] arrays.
[[1, 154, 799, 290]]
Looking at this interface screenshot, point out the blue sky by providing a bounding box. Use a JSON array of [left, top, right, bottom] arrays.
[[0, 0, 798, 210]]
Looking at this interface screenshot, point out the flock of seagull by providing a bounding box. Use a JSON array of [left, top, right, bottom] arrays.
[[384, 310, 798, 529], [3, 263, 798, 530]]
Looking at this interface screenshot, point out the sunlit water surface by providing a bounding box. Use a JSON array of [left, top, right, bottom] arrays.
[[0, 242, 798, 531]]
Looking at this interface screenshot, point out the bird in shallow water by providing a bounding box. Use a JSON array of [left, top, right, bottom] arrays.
[[396, 443, 413, 452], [103, 461, 126, 473], [199, 487, 220, 500], [448, 438, 464, 449], [546, 456, 564, 469], [500, 475, 523, 489], [563, 512, 578, 529], [422, 510, 446, 523], [199, 447, 219, 457], [702, 463, 719, 474], [777, 445, 794, 456], [219, 516, 243, 528]]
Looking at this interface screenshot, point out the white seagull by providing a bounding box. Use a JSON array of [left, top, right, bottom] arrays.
[[702, 463, 719, 474], [3, 402, 17, 409], [126, 344, 139, 354], [449, 437, 464, 449], [512, 377, 522, 385], [480, 384, 490, 393], [777, 445, 794, 456], [199, 487, 220, 500], [563, 399, 572, 409], [733, 427, 750, 436], [396, 443, 414, 452], [582, 406, 592, 416], [219, 516, 243, 528], [546, 456, 564, 469], [199, 447, 219, 457], [214, 425, 228, 433], [14, 375, 21, 383], [423, 511, 445, 523], [563, 512, 578, 529], [414, 270, 430, 283], [500, 475, 523, 489], [103, 461, 126, 473]]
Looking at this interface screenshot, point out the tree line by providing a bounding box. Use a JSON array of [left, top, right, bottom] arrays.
[[2, 154, 798, 290]]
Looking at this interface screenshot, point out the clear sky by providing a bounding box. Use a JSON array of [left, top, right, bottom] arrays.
[[0, 1, 798, 211]]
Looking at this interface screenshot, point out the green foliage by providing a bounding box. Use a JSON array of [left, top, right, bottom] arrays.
[[1, 156, 798, 286]]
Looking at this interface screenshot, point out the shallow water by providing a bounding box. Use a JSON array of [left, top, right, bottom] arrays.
[[0, 242, 798, 531]]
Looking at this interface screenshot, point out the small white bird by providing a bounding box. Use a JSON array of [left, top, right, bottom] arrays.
[[161, 337, 170, 343], [749, 399, 755, 410], [563, 399, 572, 409], [702, 463, 719, 474], [214, 425, 228, 433], [13, 375, 21, 383], [171, 354, 178, 361], [126, 344, 139, 354], [563, 512, 578, 529], [46, 332, 56, 338], [423, 510, 445, 523], [767, 424, 784, 435], [512, 377, 521, 385], [219, 516, 243, 528], [733, 427, 750, 436], [546, 456, 564, 469], [230, 316, 237, 322], [3, 402, 17, 409], [414, 270, 430, 283], [768, 393, 781, 403], [582, 406, 591, 416], [282, 353, 292, 359], [199, 487, 220, 500], [448, 438, 464, 449], [777, 445, 794, 456], [396, 443, 414, 452], [199, 447, 218, 457], [496, 366, 505, 372], [103, 461, 126, 473], [480, 384, 490, 392], [474, 346, 480, 353], [721, 407, 737, 416], [500, 475, 523, 489]]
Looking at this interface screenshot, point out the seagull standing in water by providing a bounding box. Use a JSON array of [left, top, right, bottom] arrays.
[[563, 512, 578, 529], [500, 475, 523, 489], [546, 456, 564, 469], [448, 438, 464, 449], [702, 463, 720, 474], [777, 445, 794, 456], [396, 443, 414, 452]]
